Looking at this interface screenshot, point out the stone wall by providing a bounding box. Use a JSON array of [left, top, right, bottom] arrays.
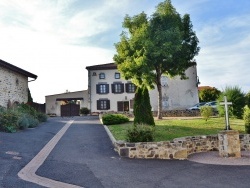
[[0, 66, 28, 108], [114, 134, 250, 160]]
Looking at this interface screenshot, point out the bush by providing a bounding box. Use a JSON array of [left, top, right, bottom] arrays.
[[200, 106, 213, 121], [37, 112, 48, 122], [126, 124, 154, 142], [244, 106, 250, 133], [80, 107, 90, 115], [102, 114, 129, 125], [0, 110, 19, 133]]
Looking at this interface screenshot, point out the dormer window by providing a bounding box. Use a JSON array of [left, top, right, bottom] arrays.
[[99, 73, 105, 79]]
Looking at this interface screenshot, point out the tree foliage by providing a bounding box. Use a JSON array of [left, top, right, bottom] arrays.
[[199, 87, 221, 102], [217, 86, 245, 119], [133, 86, 155, 126], [113, 0, 200, 119], [245, 91, 250, 108]]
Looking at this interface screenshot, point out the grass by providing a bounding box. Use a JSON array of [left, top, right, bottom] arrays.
[[107, 117, 245, 142]]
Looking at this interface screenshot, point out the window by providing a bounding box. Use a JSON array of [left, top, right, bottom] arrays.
[[99, 73, 105, 79], [96, 84, 109, 94], [115, 72, 120, 79], [97, 100, 110, 110], [125, 83, 136, 93], [112, 83, 124, 93]]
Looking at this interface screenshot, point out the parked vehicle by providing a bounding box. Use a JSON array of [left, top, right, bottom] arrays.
[[204, 101, 217, 109], [187, 102, 207, 110]]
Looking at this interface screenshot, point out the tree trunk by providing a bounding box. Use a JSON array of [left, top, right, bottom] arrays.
[[156, 72, 162, 119]]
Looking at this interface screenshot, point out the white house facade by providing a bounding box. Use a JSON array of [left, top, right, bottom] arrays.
[[0, 59, 37, 108], [45, 90, 88, 116], [86, 63, 199, 113]]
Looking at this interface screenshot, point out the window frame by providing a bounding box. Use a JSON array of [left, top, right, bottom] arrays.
[[99, 73, 105, 79], [125, 83, 136, 93], [114, 72, 120, 79], [112, 83, 124, 94], [96, 84, 109, 94], [97, 99, 110, 110]]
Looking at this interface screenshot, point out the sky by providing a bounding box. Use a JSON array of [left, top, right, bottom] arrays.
[[0, 0, 249, 103]]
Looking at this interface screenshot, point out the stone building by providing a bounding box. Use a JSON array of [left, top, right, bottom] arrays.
[[0, 59, 37, 108], [86, 63, 199, 113]]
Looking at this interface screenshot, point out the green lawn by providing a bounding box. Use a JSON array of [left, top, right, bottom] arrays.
[[107, 117, 245, 142]]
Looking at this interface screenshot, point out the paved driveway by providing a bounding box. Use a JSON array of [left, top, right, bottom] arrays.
[[1, 116, 250, 188]]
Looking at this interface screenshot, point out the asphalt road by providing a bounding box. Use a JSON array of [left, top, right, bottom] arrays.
[[1, 116, 250, 188]]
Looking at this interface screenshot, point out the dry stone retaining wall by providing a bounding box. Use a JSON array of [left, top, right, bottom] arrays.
[[114, 134, 250, 160]]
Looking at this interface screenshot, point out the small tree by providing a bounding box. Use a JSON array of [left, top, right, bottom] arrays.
[[200, 106, 213, 121], [217, 86, 245, 119], [245, 91, 250, 108], [199, 87, 221, 102], [133, 86, 155, 126], [244, 106, 250, 133]]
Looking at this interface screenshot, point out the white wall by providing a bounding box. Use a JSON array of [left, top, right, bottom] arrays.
[[89, 66, 199, 113], [0, 66, 28, 108], [150, 66, 199, 110], [89, 69, 135, 112]]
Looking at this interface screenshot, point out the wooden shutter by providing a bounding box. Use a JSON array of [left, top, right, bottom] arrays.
[[106, 84, 109, 93], [121, 83, 124, 93], [111, 84, 115, 93], [106, 100, 110, 110], [97, 100, 101, 110], [117, 101, 124, 111], [96, 84, 100, 94]]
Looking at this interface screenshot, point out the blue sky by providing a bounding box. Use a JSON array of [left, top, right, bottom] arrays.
[[0, 0, 249, 103]]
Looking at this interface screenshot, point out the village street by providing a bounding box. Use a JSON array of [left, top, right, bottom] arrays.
[[1, 116, 250, 188]]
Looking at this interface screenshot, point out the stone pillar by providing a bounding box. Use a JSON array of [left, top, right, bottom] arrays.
[[218, 130, 241, 158]]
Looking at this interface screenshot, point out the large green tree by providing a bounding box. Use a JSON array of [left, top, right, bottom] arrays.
[[114, 0, 200, 119]]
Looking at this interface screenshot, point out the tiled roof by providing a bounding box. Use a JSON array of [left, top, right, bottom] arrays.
[[0, 59, 37, 79], [86, 63, 117, 70], [198, 86, 214, 91]]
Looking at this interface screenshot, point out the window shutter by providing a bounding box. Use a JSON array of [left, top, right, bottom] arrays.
[[106, 84, 109, 93], [121, 83, 124, 93], [97, 100, 101, 110], [96, 84, 100, 94], [117, 101, 123, 111], [111, 84, 115, 93], [107, 100, 110, 110], [125, 83, 129, 92]]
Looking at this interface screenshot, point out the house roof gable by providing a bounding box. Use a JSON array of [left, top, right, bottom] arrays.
[[86, 63, 117, 70], [0, 59, 37, 79]]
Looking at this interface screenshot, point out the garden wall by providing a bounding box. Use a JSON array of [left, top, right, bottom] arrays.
[[114, 134, 250, 160]]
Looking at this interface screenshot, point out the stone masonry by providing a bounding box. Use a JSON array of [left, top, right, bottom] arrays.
[[0, 66, 28, 108], [114, 134, 250, 160]]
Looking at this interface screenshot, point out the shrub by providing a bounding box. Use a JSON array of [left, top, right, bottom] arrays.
[[37, 112, 48, 122], [126, 124, 154, 142], [18, 113, 30, 130], [0, 110, 19, 133], [102, 114, 129, 125], [80, 107, 90, 115], [199, 87, 221, 102], [244, 106, 250, 133], [200, 106, 213, 121]]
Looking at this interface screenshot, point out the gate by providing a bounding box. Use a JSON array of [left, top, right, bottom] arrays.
[[61, 103, 80, 117]]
